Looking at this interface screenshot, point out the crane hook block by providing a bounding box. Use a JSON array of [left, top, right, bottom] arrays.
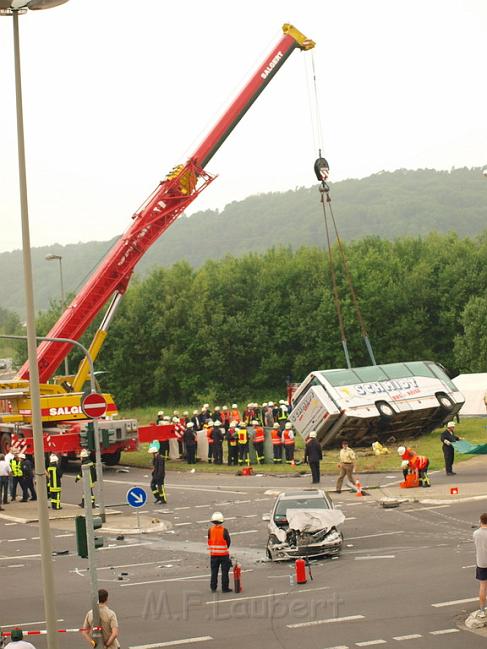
[[314, 157, 330, 183]]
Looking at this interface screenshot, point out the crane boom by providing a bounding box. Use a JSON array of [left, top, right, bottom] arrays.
[[18, 24, 315, 383]]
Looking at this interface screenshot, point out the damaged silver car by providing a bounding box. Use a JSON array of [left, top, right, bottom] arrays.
[[263, 490, 344, 561]]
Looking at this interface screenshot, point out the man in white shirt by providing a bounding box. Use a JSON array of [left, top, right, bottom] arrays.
[[0, 452, 12, 509], [473, 512, 487, 615], [4, 628, 36, 649]]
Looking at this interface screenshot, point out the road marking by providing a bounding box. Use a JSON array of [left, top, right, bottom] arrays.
[[2, 619, 64, 628], [196, 516, 236, 524], [232, 530, 257, 536], [356, 641, 386, 647], [403, 505, 450, 512], [287, 614, 365, 628], [296, 586, 330, 593], [194, 504, 210, 508], [355, 556, 395, 560], [393, 635, 422, 641], [72, 560, 183, 573], [345, 517, 357, 521], [104, 478, 244, 495], [255, 498, 271, 502], [7, 538, 27, 542], [0, 553, 41, 561], [122, 570, 253, 588], [234, 499, 251, 504], [174, 507, 191, 510], [99, 542, 153, 552], [55, 533, 74, 538], [5, 523, 17, 526], [129, 636, 213, 649], [7, 564, 24, 568], [206, 591, 288, 605], [243, 514, 258, 518], [322, 646, 349, 649], [430, 629, 459, 635], [31, 536, 40, 540], [175, 522, 192, 526], [432, 597, 477, 607], [462, 565, 475, 569], [346, 532, 404, 541]]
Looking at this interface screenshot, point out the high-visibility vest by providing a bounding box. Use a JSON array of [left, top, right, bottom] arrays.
[[237, 428, 248, 445], [47, 465, 61, 491], [206, 427, 214, 444], [208, 525, 229, 556], [401, 448, 415, 462], [221, 411, 231, 424], [411, 455, 429, 470], [10, 459, 23, 477], [227, 430, 237, 446], [254, 426, 265, 443], [278, 406, 288, 421], [271, 429, 282, 445], [283, 430, 294, 445], [231, 409, 241, 422]]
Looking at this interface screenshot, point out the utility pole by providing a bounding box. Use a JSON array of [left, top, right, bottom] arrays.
[[82, 462, 102, 648]]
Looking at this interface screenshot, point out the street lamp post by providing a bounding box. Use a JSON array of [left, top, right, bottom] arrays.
[[1, 2, 70, 649], [45, 253, 69, 375]]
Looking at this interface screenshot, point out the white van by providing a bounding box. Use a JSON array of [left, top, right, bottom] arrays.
[[288, 361, 464, 447]]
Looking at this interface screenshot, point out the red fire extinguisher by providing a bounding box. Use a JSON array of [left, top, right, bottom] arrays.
[[295, 558, 307, 585], [233, 560, 242, 593]]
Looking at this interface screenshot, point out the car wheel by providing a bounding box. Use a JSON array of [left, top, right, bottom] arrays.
[[376, 401, 394, 419], [436, 392, 454, 411]]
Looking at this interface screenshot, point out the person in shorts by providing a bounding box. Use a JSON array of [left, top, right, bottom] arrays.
[[82, 588, 120, 648], [473, 513, 487, 615]]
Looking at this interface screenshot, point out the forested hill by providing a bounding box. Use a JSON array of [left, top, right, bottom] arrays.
[[2, 167, 486, 314]]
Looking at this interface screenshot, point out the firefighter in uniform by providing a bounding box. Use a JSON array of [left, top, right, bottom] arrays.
[[271, 422, 283, 464], [237, 424, 249, 465], [277, 400, 289, 430], [206, 419, 214, 463], [252, 420, 265, 464], [230, 404, 241, 424], [221, 406, 231, 431], [208, 511, 232, 593], [212, 421, 224, 465], [149, 445, 167, 503], [75, 448, 97, 508], [398, 446, 431, 487], [9, 452, 23, 501], [184, 422, 197, 464], [283, 422, 295, 464], [47, 454, 62, 510], [226, 422, 239, 466]]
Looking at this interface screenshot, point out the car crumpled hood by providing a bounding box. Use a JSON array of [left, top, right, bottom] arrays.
[[286, 508, 346, 533]]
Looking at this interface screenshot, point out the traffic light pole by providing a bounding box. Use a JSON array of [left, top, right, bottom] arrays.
[[93, 421, 106, 523], [82, 462, 102, 647]]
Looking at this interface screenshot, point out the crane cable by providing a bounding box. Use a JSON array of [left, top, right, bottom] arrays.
[[308, 53, 376, 366]]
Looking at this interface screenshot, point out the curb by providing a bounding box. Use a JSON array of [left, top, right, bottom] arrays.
[[0, 508, 122, 525]]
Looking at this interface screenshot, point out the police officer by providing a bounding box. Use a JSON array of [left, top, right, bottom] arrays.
[[304, 431, 322, 484], [19, 453, 36, 502], [9, 452, 23, 501], [47, 454, 63, 510], [184, 422, 197, 464], [149, 445, 167, 504], [208, 511, 232, 593], [441, 421, 460, 475], [75, 449, 96, 508]]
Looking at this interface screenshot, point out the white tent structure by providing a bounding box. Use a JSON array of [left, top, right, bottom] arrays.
[[453, 374, 487, 416]]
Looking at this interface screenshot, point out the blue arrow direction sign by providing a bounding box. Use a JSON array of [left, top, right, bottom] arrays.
[[126, 486, 147, 509]]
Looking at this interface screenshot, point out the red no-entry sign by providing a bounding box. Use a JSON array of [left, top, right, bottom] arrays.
[[81, 392, 107, 419]]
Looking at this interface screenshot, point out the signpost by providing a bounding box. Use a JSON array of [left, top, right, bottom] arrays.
[[81, 392, 107, 419], [127, 487, 147, 532]]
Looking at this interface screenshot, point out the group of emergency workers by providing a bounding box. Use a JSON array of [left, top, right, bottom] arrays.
[[156, 400, 296, 465]]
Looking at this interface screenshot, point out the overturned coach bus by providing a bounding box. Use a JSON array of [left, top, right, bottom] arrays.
[[288, 361, 465, 448]]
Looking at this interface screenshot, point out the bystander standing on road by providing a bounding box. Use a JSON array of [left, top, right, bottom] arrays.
[[441, 421, 461, 475], [304, 431, 322, 484], [82, 588, 120, 649], [0, 453, 11, 510], [4, 628, 36, 649], [336, 440, 356, 493], [474, 513, 487, 617]]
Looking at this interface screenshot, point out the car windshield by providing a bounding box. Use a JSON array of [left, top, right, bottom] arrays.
[[274, 497, 329, 521]]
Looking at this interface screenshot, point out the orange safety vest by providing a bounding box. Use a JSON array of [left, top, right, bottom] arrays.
[[221, 411, 231, 424], [231, 409, 241, 422], [410, 454, 429, 470], [254, 426, 265, 443], [208, 525, 229, 556], [401, 448, 416, 462], [271, 429, 282, 446], [283, 430, 294, 445], [206, 427, 214, 444]]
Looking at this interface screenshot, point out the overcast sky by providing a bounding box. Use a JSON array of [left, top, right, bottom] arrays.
[[0, 0, 485, 253]]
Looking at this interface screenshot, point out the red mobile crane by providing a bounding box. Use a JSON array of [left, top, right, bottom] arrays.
[[0, 24, 315, 462]]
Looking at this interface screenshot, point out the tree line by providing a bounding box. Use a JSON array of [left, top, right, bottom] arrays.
[[18, 231, 486, 407]]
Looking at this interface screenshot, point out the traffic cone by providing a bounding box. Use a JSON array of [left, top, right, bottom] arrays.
[[355, 479, 364, 497]]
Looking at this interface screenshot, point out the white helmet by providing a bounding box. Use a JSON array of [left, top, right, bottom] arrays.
[[207, 419, 214, 426], [157, 410, 164, 416], [172, 416, 179, 423], [214, 406, 220, 411], [203, 403, 210, 409], [251, 420, 259, 425], [211, 511, 224, 523], [309, 431, 317, 438], [193, 410, 199, 415], [187, 422, 194, 428], [285, 422, 292, 429], [214, 420, 222, 426], [80, 449, 89, 459], [18, 453, 26, 459], [183, 411, 189, 416], [447, 421, 456, 428], [173, 410, 179, 416], [229, 421, 237, 428], [232, 403, 238, 409], [163, 416, 171, 422], [273, 423, 280, 429], [222, 405, 228, 410], [279, 399, 286, 405], [262, 402, 267, 407], [49, 454, 59, 463], [397, 446, 406, 456]]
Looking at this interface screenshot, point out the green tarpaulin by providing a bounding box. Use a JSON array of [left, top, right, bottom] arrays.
[[453, 440, 487, 455]]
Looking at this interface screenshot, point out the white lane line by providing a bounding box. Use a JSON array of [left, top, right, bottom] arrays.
[[5, 523, 17, 526], [296, 586, 330, 593], [345, 517, 357, 521], [287, 614, 365, 628], [175, 522, 192, 526], [7, 538, 27, 543], [232, 530, 257, 536], [432, 597, 477, 607], [323, 646, 349, 649], [2, 619, 64, 628], [243, 514, 257, 518], [129, 636, 213, 649], [346, 531, 404, 541], [355, 556, 395, 561], [99, 542, 153, 552], [462, 565, 475, 569], [174, 507, 191, 511], [206, 591, 288, 605], [31, 536, 40, 540], [234, 499, 251, 504], [104, 478, 243, 495], [430, 629, 459, 635], [196, 516, 236, 524], [122, 570, 253, 588], [403, 505, 450, 512], [393, 635, 422, 641], [8, 564, 25, 568], [254, 498, 271, 502], [55, 533, 74, 538], [194, 504, 211, 508], [356, 641, 386, 647], [73, 560, 183, 573], [0, 553, 40, 561]]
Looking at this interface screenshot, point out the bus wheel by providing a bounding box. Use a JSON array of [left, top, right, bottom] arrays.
[[436, 392, 454, 412], [376, 401, 394, 419]]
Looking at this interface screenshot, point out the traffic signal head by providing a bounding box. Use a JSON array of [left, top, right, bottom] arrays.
[[75, 514, 104, 558], [80, 422, 95, 452], [101, 428, 115, 449], [93, 516, 104, 550]]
